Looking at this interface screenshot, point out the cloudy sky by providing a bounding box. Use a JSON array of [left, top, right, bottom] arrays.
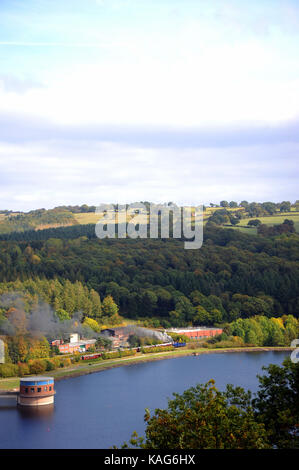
[[0, 0, 298, 211]]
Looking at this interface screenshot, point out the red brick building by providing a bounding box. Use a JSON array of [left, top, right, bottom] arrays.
[[168, 327, 223, 339], [18, 377, 55, 407], [51, 333, 96, 354]]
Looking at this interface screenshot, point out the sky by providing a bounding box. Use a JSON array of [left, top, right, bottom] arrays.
[[0, 0, 298, 211]]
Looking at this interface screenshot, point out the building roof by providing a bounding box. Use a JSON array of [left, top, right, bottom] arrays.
[[62, 339, 96, 347], [20, 376, 54, 382], [168, 327, 222, 333]]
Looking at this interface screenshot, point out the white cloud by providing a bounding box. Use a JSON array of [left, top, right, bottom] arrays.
[[1, 1, 299, 210], [0, 139, 298, 211], [1, 36, 299, 128]]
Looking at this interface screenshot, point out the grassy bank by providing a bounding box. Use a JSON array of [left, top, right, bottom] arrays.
[[0, 346, 293, 391]]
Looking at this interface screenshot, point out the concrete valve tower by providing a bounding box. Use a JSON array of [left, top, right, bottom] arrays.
[[17, 377, 55, 407]]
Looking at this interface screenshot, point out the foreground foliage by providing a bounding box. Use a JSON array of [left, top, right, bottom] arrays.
[[253, 359, 299, 448], [123, 381, 269, 449], [123, 359, 298, 449]]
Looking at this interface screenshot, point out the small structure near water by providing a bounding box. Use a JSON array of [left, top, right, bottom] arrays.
[[17, 376, 55, 407]]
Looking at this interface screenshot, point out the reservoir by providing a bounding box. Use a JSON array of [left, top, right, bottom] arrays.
[[0, 351, 290, 449]]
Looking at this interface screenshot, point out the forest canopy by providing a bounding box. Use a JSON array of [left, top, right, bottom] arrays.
[[0, 222, 297, 328]]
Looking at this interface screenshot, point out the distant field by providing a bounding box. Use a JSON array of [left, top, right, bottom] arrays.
[[1, 207, 298, 235], [75, 208, 243, 225], [74, 212, 102, 224], [75, 211, 149, 225], [203, 206, 244, 219], [229, 213, 299, 234]]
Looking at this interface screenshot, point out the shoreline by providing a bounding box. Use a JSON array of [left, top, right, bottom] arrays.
[[53, 346, 292, 382], [0, 346, 293, 391]]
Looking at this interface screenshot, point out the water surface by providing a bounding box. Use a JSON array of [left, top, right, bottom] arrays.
[[0, 351, 289, 448]]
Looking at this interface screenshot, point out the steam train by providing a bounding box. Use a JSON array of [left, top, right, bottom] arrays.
[[80, 341, 186, 361], [81, 352, 103, 360]]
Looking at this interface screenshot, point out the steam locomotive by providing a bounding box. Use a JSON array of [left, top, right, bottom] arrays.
[[80, 341, 186, 361]]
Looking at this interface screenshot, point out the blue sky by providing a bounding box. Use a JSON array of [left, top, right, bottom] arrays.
[[0, 0, 299, 210]]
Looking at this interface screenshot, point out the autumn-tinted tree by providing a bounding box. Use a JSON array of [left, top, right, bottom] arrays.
[[101, 295, 121, 324], [123, 380, 269, 449]]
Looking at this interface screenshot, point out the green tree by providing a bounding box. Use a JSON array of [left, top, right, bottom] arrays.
[[253, 358, 299, 448], [102, 295, 118, 316], [247, 219, 261, 226], [96, 335, 112, 350], [230, 216, 240, 226], [174, 296, 195, 323], [279, 201, 291, 212], [83, 317, 101, 333], [283, 315, 298, 344], [101, 295, 121, 324], [141, 290, 158, 316], [55, 308, 70, 321], [193, 305, 210, 325], [123, 380, 269, 449]]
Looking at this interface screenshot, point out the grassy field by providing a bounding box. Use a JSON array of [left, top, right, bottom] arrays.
[[1, 207, 298, 235], [75, 207, 245, 225], [74, 211, 149, 225], [74, 212, 103, 224], [34, 210, 299, 236], [224, 212, 299, 235], [238, 213, 299, 232], [0, 378, 20, 390]]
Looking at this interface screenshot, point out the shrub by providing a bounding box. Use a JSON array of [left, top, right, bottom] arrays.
[[188, 342, 204, 350], [18, 362, 30, 376], [29, 359, 47, 375], [143, 346, 173, 354], [72, 353, 81, 363], [0, 363, 18, 378], [102, 349, 136, 360], [62, 358, 72, 367], [45, 359, 55, 371], [168, 332, 189, 343], [51, 357, 61, 368]]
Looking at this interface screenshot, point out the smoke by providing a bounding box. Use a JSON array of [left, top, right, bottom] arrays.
[[119, 326, 172, 343], [0, 294, 172, 344], [0, 316, 15, 336], [0, 293, 98, 340], [27, 304, 94, 340]]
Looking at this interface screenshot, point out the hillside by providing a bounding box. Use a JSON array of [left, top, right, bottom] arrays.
[[0, 223, 298, 327], [1, 201, 298, 236], [0, 208, 77, 234]]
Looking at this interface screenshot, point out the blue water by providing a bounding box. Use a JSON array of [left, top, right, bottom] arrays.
[[0, 351, 290, 448]]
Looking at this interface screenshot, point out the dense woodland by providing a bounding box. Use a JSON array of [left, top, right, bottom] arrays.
[[0, 224, 298, 326], [0, 202, 299, 373]]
